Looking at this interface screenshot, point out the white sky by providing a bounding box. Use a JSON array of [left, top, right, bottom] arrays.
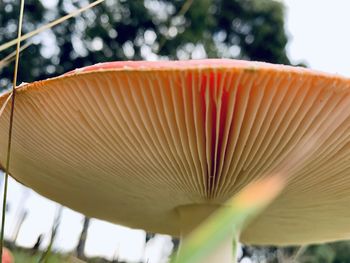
[[1, 1, 350, 262], [284, 0, 350, 77]]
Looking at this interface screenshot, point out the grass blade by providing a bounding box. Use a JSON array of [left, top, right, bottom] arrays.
[[0, 0, 25, 259], [0, 94, 12, 117], [0, 42, 32, 71], [38, 206, 63, 263], [0, 0, 104, 53], [172, 174, 286, 263]]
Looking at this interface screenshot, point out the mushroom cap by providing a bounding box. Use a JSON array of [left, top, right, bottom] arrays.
[[1, 59, 350, 245]]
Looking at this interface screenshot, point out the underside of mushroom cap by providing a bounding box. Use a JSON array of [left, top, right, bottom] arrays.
[[1, 59, 350, 245]]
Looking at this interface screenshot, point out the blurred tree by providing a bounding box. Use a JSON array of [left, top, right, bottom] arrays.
[[0, 0, 50, 89], [1, 0, 290, 91], [76, 216, 90, 259], [299, 242, 350, 263]]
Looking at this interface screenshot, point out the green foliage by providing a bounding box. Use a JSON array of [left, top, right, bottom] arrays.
[[240, 241, 350, 263], [13, 250, 66, 263], [300, 241, 350, 263], [0, 0, 290, 90]]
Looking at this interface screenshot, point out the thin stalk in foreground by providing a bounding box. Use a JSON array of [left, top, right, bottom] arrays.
[[0, 95, 12, 117], [172, 174, 286, 263], [0, 0, 105, 53], [0, 0, 25, 260], [0, 41, 31, 71]]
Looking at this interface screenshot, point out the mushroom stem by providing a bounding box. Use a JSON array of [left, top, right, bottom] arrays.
[[176, 205, 238, 263]]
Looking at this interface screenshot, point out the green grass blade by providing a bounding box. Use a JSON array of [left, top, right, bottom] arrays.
[[172, 174, 286, 263], [0, 0, 25, 260]]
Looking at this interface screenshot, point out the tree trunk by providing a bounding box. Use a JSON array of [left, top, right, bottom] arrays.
[[76, 216, 90, 259]]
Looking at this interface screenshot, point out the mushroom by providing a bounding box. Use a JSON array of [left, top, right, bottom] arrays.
[[1, 59, 350, 262]]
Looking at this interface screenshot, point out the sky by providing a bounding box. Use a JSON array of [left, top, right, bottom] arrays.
[[284, 0, 350, 77], [1, 1, 350, 262]]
